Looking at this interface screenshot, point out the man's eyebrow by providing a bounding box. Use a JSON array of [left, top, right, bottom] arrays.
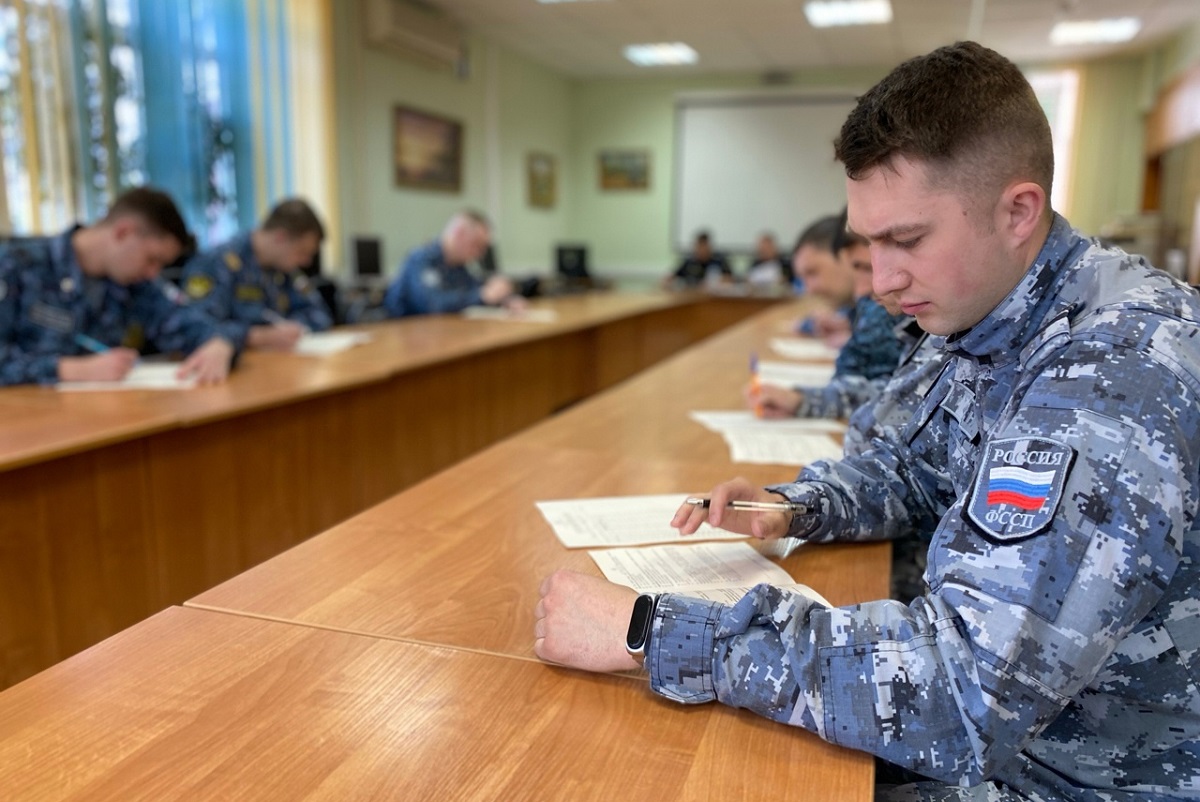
[[851, 223, 926, 243]]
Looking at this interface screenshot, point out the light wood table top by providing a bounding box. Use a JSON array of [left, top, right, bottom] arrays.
[[0, 606, 868, 801], [189, 439, 881, 659]]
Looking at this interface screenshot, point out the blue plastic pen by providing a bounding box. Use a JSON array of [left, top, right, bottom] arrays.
[[74, 332, 110, 353]]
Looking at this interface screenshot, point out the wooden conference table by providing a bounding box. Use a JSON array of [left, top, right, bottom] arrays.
[[0, 291, 779, 689], [0, 293, 888, 799]]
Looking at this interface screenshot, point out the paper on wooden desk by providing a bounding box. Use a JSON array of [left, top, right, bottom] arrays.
[[589, 541, 830, 605], [536, 494, 746, 549], [769, 337, 839, 361], [294, 330, 373, 356], [57, 362, 197, 391], [689, 411, 845, 466]]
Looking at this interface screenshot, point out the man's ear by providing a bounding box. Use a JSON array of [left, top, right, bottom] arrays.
[[110, 217, 138, 242], [999, 180, 1046, 247]]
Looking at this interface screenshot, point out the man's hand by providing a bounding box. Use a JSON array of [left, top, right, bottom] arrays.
[[671, 477, 793, 540], [745, 382, 803, 418], [178, 337, 234, 385], [480, 275, 516, 305], [57, 348, 139, 382], [534, 570, 641, 673], [246, 321, 306, 351]]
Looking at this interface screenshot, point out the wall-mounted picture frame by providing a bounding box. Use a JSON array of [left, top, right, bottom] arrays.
[[598, 149, 650, 190], [393, 105, 463, 192], [527, 151, 556, 208]]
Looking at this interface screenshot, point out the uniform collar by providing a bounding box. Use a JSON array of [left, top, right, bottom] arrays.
[[945, 214, 1086, 362], [51, 225, 87, 295]]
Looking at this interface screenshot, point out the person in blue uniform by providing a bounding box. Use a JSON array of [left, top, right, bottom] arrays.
[[383, 210, 520, 317], [536, 41, 1200, 800], [755, 211, 907, 420], [181, 198, 331, 350], [0, 187, 235, 386]]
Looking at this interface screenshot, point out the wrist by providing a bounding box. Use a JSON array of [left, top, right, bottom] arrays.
[[624, 593, 659, 666]]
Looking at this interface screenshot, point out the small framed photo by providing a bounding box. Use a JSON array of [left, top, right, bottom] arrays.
[[393, 105, 463, 193], [598, 149, 650, 190], [527, 151, 556, 208]]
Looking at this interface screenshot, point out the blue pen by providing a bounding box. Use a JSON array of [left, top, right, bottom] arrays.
[[74, 332, 110, 353]]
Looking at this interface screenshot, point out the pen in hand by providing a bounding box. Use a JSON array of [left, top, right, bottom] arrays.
[[685, 497, 809, 515], [74, 332, 110, 353]]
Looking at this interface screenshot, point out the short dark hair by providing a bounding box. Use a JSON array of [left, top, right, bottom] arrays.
[[104, 187, 194, 253], [834, 41, 1054, 213], [794, 214, 842, 256], [262, 198, 325, 240]]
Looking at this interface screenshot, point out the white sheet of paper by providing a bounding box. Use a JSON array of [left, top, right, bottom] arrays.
[[536, 494, 745, 549], [461, 306, 558, 323], [688, 410, 845, 465], [293, 331, 373, 356], [686, 582, 831, 606], [689, 410, 846, 435], [57, 362, 197, 392], [757, 360, 835, 388], [587, 540, 831, 604], [769, 337, 838, 361]]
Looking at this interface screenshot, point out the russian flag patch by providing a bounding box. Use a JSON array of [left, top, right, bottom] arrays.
[[967, 437, 1074, 541]]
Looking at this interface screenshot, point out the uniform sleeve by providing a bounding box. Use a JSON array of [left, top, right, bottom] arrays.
[[651, 340, 1200, 787], [0, 251, 61, 385], [833, 299, 904, 381], [132, 280, 235, 357], [180, 253, 247, 346], [389, 252, 482, 316], [286, 279, 332, 331], [793, 373, 885, 419]]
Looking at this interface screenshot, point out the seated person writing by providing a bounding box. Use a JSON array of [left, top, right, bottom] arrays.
[[536, 42, 1200, 800], [383, 210, 522, 317], [745, 232, 786, 287], [0, 187, 235, 386], [753, 210, 906, 420], [182, 198, 332, 351], [665, 231, 732, 288]]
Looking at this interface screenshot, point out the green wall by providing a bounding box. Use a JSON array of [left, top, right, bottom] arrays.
[[330, 2, 571, 276], [330, 5, 1200, 282]]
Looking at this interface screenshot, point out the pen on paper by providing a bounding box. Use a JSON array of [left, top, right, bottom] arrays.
[[74, 333, 110, 353], [686, 497, 809, 515]]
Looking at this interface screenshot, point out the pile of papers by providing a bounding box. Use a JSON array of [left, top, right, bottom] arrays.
[[57, 362, 197, 392]]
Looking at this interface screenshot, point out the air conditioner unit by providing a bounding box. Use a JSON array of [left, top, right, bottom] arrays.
[[362, 0, 466, 75]]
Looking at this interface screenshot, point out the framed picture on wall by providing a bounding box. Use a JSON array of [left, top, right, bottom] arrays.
[[598, 149, 650, 190], [527, 152, 556, 208], [393, 105, 463, 192]]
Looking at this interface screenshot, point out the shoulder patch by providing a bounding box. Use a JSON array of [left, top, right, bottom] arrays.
[[223, 252, 242, 272], [186, 274, 213, 299], [235, 283, 265, 302], [967, 437, 1075, 541]]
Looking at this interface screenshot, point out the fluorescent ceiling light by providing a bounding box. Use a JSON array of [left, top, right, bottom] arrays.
[[1050, 17, 1141, 45], [805, 0, 893, 28], [624, 42, 698, 67]]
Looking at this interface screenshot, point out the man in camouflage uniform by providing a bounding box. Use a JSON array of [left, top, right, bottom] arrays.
[[182, 198, 332, 351], [0, 187, 236, 386], [758, 213, 906, 420], [536, 41, 1200, 800]]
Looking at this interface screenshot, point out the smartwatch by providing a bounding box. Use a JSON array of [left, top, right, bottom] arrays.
[[625, 593, 659, 665]]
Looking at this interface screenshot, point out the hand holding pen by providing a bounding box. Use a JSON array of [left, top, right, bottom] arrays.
[[60, 333, 138, 381], [670, 476, 799, 540]]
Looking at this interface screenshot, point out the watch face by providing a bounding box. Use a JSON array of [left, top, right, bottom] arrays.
[[625, 594, 655, 650]]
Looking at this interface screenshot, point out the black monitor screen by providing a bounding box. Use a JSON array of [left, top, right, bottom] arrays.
[[354, 237, 382, 278], [556, 245, 589, 279]]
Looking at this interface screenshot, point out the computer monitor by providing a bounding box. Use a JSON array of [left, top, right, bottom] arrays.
[[353, 237, 382, 281], [556, 245, 589, 279], [477, 244, 498, 274]]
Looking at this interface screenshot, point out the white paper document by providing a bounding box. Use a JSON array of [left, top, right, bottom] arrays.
[[689, 410, 846, 465], [57, 362, 197, 392], [294, 330, 373, 356], [461, 306, 559, 323], [769, 337, 839, 361], [536, 494, 746, 549], [757, 359, 836, 388], [588, 541, 831, 606]]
